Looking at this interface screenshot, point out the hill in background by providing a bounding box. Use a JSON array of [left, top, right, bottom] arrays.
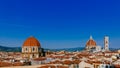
[[0, 45, 118, 52]]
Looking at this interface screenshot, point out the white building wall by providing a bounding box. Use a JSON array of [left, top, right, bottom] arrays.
[[104, 36, 109, 51], [79, 61, 94, 68]]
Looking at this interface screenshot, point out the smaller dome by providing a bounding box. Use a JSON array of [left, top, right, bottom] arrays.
[[23, 36, 41, 47], [86, 36, 97, 47]]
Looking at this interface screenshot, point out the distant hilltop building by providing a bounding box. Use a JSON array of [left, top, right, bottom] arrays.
[[22, 36, 45, 59], [104, 36, 109, 51], [85, 36, 97, 50], [85, 35, 110, 52]]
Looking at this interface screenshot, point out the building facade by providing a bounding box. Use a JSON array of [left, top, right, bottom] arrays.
[[22, 36, 45, 59], [85, 36, 97, 51], [104, 36, 109, 51], [85, 36, 109, 52]]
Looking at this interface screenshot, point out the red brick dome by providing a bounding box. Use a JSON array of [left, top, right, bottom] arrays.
[[23, 36, 41, 47], [86, 36, 96, 47]]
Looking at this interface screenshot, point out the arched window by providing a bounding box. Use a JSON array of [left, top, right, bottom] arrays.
[[33, 54, 34, 58], [33, 47, 35, 52], [25, 48, 28, 52]]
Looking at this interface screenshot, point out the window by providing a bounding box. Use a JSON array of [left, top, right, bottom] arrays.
[[25, 48, 28, 52], [33, 47, 35, 52], [33, 54, 34, 58]]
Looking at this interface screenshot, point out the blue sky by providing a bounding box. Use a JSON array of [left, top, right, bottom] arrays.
[[0, 0, 120, 49]]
